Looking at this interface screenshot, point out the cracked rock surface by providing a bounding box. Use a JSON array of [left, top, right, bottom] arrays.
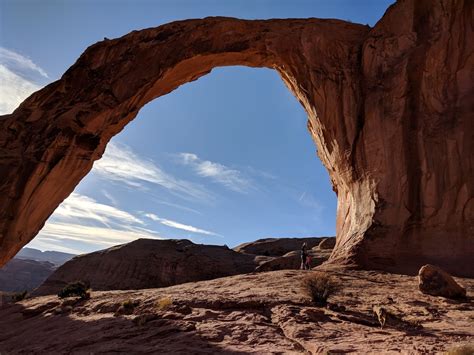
[[1, 269, 472, 353]]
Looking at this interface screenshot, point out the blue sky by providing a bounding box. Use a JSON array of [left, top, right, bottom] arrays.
[[1, 0, 393, 254]]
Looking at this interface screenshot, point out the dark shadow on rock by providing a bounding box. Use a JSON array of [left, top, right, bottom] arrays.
[[0, 302, 251, 354]]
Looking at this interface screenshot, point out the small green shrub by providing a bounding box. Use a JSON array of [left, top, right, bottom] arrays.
[[58, 281, 90, 300], [116, 299, 139, 315], [12, 290, 28, 302], [302, 271, 339, 306]]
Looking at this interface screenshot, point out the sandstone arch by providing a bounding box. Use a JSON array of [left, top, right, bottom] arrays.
[[0, 0, 472, 276]]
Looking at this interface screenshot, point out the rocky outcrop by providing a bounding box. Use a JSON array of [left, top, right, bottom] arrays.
[[0, 0, 472, 276], [317, 237, 336, 250], [1, 270, 473, 353], [256, 249, 332, 272], [234, 237, 326, 256], [418, 264, 466, 299], [0, 259, 55, 292], [34, 239, 258, 295]]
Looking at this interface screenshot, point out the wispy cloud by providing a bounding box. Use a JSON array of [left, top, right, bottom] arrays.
[[144, 213, 221, 237], [53, 193, 143, 227], [28, 192, 164, 253], [0, 47, 48, 79], [92, 143, 213, 202], [178, 153, 254, 193], [0, 47, 48, 114], [149, 198, 202, 215]]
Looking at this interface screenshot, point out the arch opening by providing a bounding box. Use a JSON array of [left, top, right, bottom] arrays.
[[26, 66, 337, 254]]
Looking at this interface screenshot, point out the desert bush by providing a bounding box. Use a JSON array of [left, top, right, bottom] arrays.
[[116, 299, 140, 316], [301, 271, 339, 306], [156, 297, 173, 310], [12, 290, 28, 302], [58, 281, 90, 300]]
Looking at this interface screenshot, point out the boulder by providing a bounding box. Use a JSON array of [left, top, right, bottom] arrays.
[[418, 264, 466, 299], [317, 238, 336, 250], [234, 237, 326, 256], [34, 239, 258, 296]]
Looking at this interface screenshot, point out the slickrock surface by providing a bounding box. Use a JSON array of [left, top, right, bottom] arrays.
[[0, 0, 472, 276], [0, 269, 472, 354], [34, 239, 258, 296], [234, 237, 326, 256]]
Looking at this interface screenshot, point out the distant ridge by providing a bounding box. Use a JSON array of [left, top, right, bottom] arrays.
[[16, 247, 76, 266]]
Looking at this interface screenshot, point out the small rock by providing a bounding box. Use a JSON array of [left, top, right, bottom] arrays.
[[418, 264, 466, 299]]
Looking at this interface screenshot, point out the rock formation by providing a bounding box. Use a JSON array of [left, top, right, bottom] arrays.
[[0, 0, 472, 276], [15, 247, 75, 266], [234, 237, 326, 256], [34, 239, 258, 295], [0, 259, 55, 293], [255, 248, 332, 272], [317, 237, 336, 250]]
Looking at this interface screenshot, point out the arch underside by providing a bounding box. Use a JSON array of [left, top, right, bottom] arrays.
[[0, 0, 472, 276]]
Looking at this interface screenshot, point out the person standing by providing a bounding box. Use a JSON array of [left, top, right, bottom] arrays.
[[300, 242, 308, 270]]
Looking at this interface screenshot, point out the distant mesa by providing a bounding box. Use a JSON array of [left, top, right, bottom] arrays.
[[16, 247, 75, 266], [33, 237, 337, 296], [0, 247, 76, 293], [34, 239, 258, 296], [0, 259, 55, 293]]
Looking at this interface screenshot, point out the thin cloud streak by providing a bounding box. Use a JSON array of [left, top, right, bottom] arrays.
[[93, 143, 213, 202], [144, 213, 221, 237], [0, 47, 48, 114], [30, 192, 164, 253], [0, 47, 48, 78], [179, 153, 254, 193], [54, 193, 143, 227]]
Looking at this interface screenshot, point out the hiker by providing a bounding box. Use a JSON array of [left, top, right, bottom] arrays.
[[305, 254, 312, 270], [300, 242, 308, 270]]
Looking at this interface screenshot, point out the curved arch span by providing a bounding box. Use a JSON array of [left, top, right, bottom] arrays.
[[1, 1, 473, 277]]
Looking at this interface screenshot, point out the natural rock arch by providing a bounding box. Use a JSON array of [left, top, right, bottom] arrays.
[[0, 0, 472, 276]]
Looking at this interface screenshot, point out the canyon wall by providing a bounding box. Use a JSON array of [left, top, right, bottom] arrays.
[[0, 0, 472, 275]]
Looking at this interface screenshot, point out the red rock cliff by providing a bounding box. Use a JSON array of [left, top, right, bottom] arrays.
[[0, 0, 472, 276]]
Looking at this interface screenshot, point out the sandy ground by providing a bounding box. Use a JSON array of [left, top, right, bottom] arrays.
[[0, 269, 472, 354]]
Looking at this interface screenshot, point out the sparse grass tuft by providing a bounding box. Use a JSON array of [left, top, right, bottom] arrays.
[[301, 271, 339, 306], [446, 344, 474, 355], [58, 281, 90, 300], [156, 297, 173, 310]]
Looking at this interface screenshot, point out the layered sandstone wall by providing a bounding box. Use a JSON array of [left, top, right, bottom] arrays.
[[0, 0, 472, 275]]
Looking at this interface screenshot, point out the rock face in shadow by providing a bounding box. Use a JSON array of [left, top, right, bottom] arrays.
[[34, 239, 258, 296], [0, 0, 472, 276], [0, 259, 55, 292], [234, 237, 326, 256]]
